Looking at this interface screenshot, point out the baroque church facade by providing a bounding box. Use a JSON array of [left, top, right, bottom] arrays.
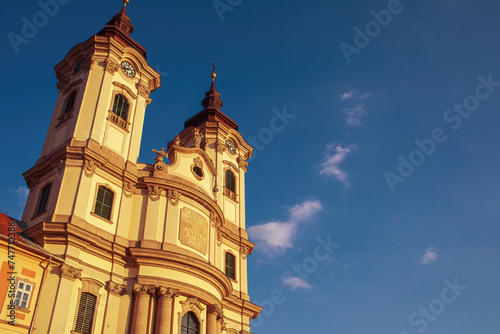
[[0, 1, 261, 333]]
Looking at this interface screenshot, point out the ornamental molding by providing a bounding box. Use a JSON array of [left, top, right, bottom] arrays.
[[112, 81, 137, 99], [84, 159, 97, 177], [123, 182, 136, 198], [157, 287, 180, 300], [81, 56, 96, 73], [136, 82, 151, 98], [59, 263, 82, 281], [180, 297, 205, 319], [207, 304, 222, 316], [56, 109, 73, 127], [105, 58, 119, 75], [215, 140, 226, 154], [174, 135, 181, 146], [57, 159, 66, 174], [240, 244, 253, 259], [237, 156, 248, 173], [133, 284, 155, 296], [193, 157, 204, 170], [62, 78, 83, 96], [56, 74, 71, 91], [26, 176, 39, 192], [105, 280, 127, 296], [223, 160, 239, 173], [167, 189, 181, 206], [210, 211, 222, 228], [152, 147, 168, 173], [148, 186, 162, 201]]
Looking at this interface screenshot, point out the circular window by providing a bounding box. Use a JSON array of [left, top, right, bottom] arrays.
[[191, 166, 204, 180], [73, 58, 87, 74]]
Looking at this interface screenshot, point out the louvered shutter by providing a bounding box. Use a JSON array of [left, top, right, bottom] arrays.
[[74, 292, 96, 334]]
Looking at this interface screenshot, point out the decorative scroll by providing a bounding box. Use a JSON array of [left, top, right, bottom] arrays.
[[148, 186, 162, 201], [59, 264, 82, 281], [179, 207, 208, 254], [84, 159, 97, 177], [124, 182, 136, 198], [105, 58, 119, 75], [237, 156, 248, 173], [137, 83, 151, 98], [106, 280, 127, 296], [157, 287, 180, 300], [181, 298, 205, 318], [168, 190, 181, 206]]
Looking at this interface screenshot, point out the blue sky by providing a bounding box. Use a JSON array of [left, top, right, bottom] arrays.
[[2, 0, 500, 333]]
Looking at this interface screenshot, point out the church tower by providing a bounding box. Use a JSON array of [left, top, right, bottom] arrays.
[[19, 2, 261, 334]]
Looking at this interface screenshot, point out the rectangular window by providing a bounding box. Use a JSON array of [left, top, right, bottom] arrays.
[[225, 252, 235, 280], [36, 185, 51, 215], [94, 186, 114, 220], [74, 292, 96, 334], [13, 281, 33, 309]]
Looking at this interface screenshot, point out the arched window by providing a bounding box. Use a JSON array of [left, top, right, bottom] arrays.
[[94, 186, 114, 220], [74, 292, 97, 334], [112, 94, 129, 120], [36, 184, 51, 215], [181, 312, 199, 334], [225, 170, 235, 193], [225, 252, 236, 280], [64, 91, 76, 113]]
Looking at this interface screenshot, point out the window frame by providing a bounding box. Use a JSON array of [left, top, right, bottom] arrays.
[[225, 251, 236, 281], [74, 292, 97, 334], [35, 183, 52, 216], [71, 278, 103, 334], [112, 94, 130, 121], [91, 184, 115, 223], [180, 311, 200, 334], [13, 280, 34, 310], [223, 168, 237, 202], [64, 91, 77, 113]]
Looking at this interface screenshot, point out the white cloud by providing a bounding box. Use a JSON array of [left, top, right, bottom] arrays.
[[248, 199, 323, 257], [340, 90, 357, 100], [14, 186, 29, 207], [282, 276, 312, 290], [342, 104, 367, 127], [289, 200, 323, 223], [320, 143, 358, 186], [247, 221, 297, 254], [420, 246, 438, 264]]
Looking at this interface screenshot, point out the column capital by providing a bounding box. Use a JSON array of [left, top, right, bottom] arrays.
[[133, 284, 155, 296], [59, 263, 82, 281], [106, 280, 127, 296], [157, 287, 180, 299]]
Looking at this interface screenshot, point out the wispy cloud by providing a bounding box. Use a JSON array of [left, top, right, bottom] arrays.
[[420, 246, 439, 264], [339, 90, 371, 126], [248, 200, 323, 257], [340, 90, 357, 100], [342, 104, 367, 127], [14, 186, 29, 207], [320, 143, 358, 187], [282, 276, 312, 290]]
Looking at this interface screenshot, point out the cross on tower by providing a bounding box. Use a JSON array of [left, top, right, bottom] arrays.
[[210, 63, 217, 73]]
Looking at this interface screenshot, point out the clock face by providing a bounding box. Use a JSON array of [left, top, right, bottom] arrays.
[[225, 140, 236, 154], [73, 58, 86, 74], [121, 61, 136, 78]]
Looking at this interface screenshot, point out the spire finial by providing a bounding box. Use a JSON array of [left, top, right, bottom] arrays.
[[210, 63, 217, 81], [123, 0, 129, 7]]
